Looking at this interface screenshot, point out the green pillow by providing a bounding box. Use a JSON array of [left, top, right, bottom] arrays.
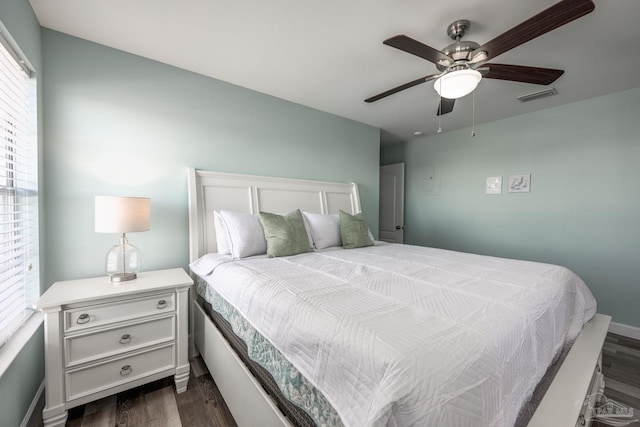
[[259, 209, 312, 258], [339, 210, 374, 249]]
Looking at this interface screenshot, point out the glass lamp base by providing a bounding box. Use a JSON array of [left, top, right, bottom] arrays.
[[105, 234, 141, 283], [110, 272, 137, 282]]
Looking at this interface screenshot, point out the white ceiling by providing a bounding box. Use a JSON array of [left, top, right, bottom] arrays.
[[29, 0, 640, 145]]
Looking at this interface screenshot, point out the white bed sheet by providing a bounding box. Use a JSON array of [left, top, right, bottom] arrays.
[[190, 243, 596, 427]]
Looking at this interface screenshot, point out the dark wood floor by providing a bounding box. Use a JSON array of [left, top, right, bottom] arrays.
[[27, 333, 640, 427], [593, 333, 640, 427]]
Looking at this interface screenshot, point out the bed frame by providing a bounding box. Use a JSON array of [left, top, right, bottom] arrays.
[[186, 168, 611, 427]]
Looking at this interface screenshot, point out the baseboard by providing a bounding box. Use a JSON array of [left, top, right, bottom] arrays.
[[20, 379, 44, 427], [609, 321, 640, 341]]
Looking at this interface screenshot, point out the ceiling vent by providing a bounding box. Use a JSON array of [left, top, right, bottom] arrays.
[[517, 87, 557, 102]]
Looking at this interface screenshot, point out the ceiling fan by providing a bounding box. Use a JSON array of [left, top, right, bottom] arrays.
[[364, 0, 595, 116]]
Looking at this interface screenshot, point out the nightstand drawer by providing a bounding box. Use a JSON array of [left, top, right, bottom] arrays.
[[65, 315, 175, 367], [65, 292, 175, 332], [66, 344, 175, 401]]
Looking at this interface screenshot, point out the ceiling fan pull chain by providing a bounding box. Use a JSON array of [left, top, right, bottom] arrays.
[[471, 90, 476, 137], [437, 98, 443, 133], [437, 79, 443, 134]]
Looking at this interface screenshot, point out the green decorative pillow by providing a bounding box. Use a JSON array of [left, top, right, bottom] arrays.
[[259, 209, 313, 258], [339, 210, 374, 249]]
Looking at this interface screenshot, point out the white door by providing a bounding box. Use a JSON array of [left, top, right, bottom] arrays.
[[379, 163, 405, 243]]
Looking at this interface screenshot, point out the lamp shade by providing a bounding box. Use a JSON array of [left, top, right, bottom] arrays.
[[434, 69, 482, 99], [95, 196, 151, 233]]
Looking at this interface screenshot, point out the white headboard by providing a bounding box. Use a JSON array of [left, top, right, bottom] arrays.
[[187, 168, 362, 262]]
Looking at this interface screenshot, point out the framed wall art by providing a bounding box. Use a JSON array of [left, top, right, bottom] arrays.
[[486, 176, 502, 195], [508, 174, 531, 193]]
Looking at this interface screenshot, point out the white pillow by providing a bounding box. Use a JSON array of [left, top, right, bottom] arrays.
[[213, 211, 231, 255], [303, 211, 342, 249], [301, 214, 315, 249], [218, 210, 267, 259]]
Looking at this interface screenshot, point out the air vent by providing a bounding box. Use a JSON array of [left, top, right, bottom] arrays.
[[517, 87, 557, 103]]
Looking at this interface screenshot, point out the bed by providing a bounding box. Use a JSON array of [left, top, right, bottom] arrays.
[[187, 168, 611, 427]]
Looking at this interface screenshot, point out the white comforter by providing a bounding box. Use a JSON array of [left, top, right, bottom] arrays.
[[191, 243, 596, 427]]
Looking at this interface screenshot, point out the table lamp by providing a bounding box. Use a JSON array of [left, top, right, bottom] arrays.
[[95, 196, 150, 282]]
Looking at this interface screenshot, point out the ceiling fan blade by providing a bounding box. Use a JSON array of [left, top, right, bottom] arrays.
[[437, 98, 455, 116], [365, 74, 439, 103], [482, 63, 564, 85], [471, 0, 595, 63], [384, 35, 453, 65]]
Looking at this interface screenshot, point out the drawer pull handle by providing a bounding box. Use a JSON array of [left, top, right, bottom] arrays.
[[120, 365, 132, 376], [119, 334, 131, 344], [77, 314, 90, 324], [157, 300, 168, 309]]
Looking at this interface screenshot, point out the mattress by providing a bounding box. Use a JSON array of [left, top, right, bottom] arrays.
[[194, 280, 342, 426], [190, 242, 597, 427]]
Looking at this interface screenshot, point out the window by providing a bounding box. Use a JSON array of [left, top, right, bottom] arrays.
[[0, 29, 39, 348]]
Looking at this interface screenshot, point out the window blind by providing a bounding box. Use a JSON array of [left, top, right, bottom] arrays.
[[0, 29, 39, 348]]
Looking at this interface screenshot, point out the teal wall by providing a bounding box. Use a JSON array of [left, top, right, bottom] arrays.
[[42, 29, 380, 287], [0, 328, 45, 427], [384, 87, 640, 327], [0, 1, 45, 426], [380, 142, 405, 166]]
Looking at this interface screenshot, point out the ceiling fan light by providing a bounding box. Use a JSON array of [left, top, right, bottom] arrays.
[[434, 69, 482, 99]]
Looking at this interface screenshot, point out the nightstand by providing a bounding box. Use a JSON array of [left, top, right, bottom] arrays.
[[35, 268, 193, 427]]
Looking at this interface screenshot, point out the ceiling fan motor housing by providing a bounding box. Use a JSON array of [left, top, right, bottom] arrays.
[[439, 41, 480, 66]]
